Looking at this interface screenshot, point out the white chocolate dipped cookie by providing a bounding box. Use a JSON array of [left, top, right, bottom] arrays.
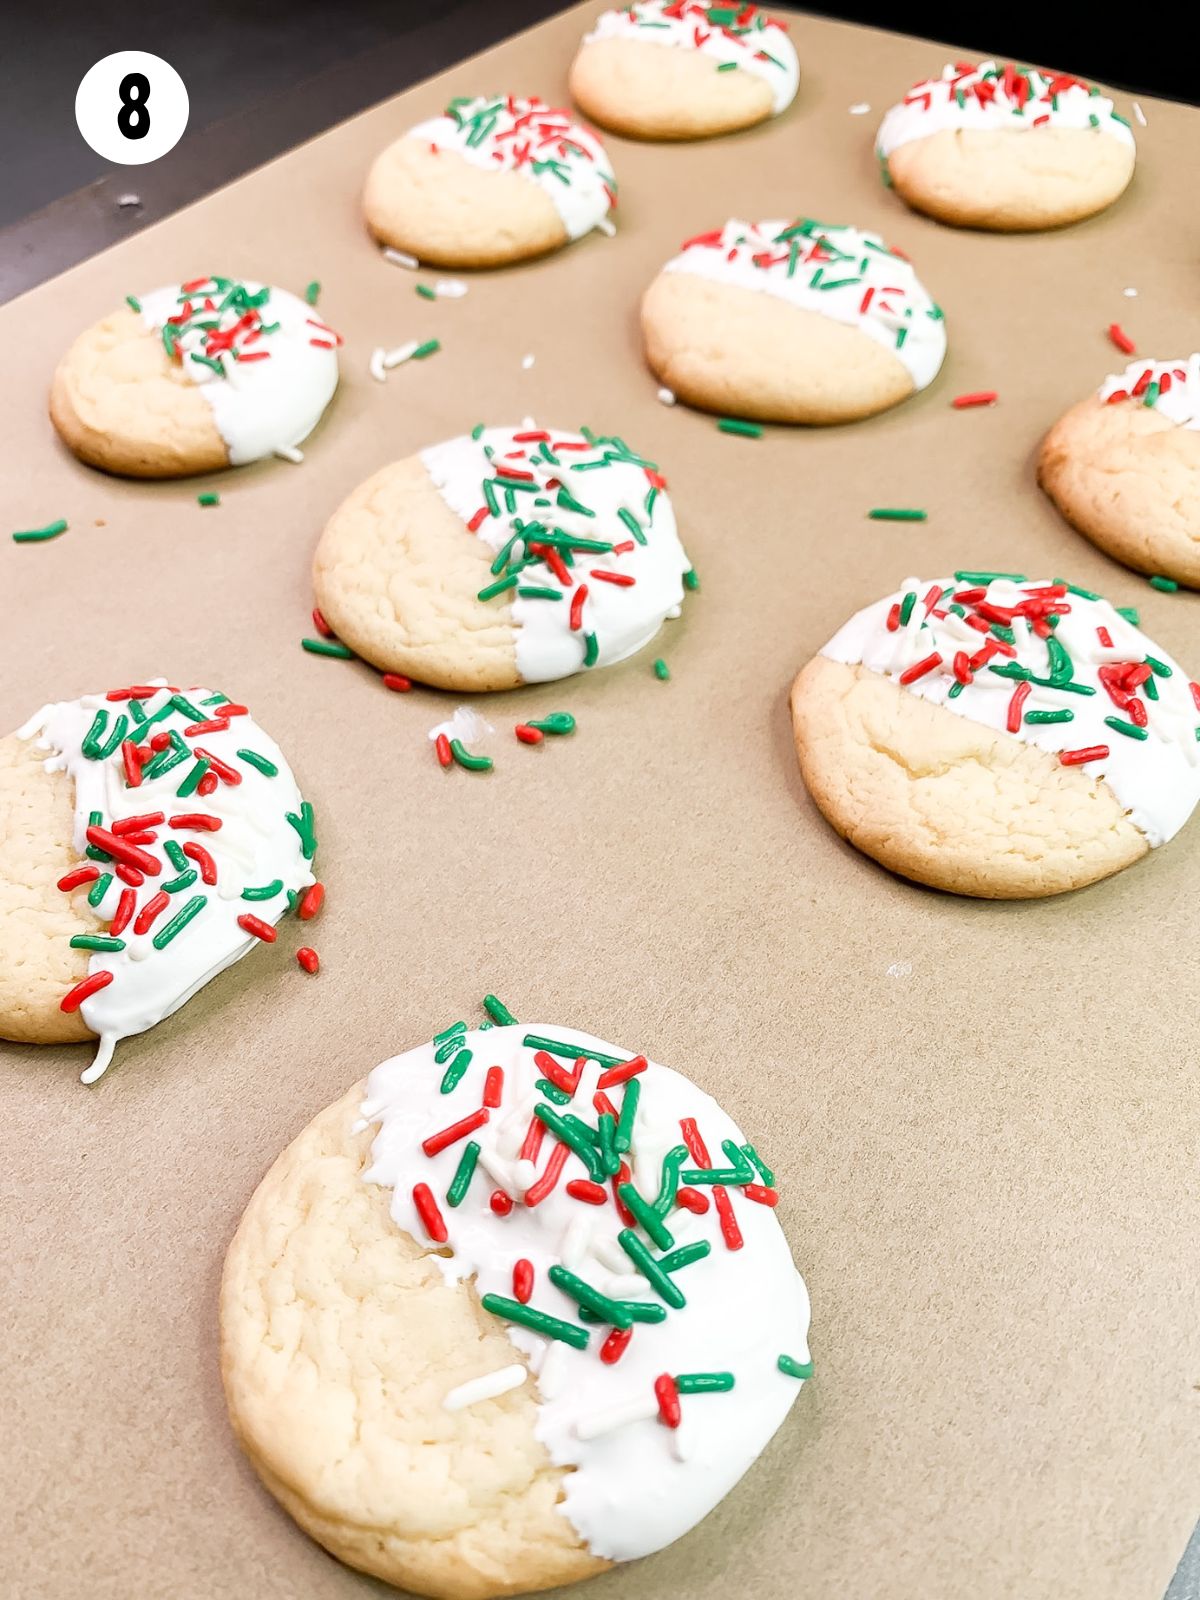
[[641, 218, 946, 423], [790, 574, 1200, 897], [1039, 356, 1200, 589], [569, 3, 799, 141], [364, 96, 617, 268], [50, 276, 340, 477], [876, 61, 1136, 230], [0, 680, 322, 1081], [221, 1020, 812, 1598], [313, 424, 693, 690]]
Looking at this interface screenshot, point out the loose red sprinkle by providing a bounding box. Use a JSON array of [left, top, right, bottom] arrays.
[[601, 1327, 634, 1365], [654, 1374, 682, 1429], [952, 391, 998, 408], [312, 606, 334, 638], [412, 1182, 448, 1243], [515, 723, 544, 744], [57, 866, 101, 892], [382, 673, 412, 692], [490, 1190, 514, 1215], [297, 882, 324, 921], [237, 913, 277, 943], [168, 813, 222, 831], [1108, 323, 1136, 355], [1060, 745, 1109, 766], [60, 970, 114, 1012], [483, 1065, 504, 1108], [109, 887, 137, 937], [296, 947, 320, 974], [512, 1259, 534, 1303], [674, 1186, 710, 1215], [524, 1141, 572, 1207], [133, 892, 171, 936], [435, 734, 452, 768], [182, 841, 218, 884], [565, 1179, 609, 1205]]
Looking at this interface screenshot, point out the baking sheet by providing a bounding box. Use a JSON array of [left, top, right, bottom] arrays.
[[2, 7, 1199, 1598]]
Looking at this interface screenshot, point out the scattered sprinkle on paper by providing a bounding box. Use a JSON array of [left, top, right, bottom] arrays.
[[657, 386, 676, 406], [521, 353, 535, 370], [1132, 101, 1147, 126], [383, 246, 419, 269], [849, 102, 871, 115], [275, 445, 304, 464], [1123, 287, 1138, 298], [886, 961, 913, 979], [594, 217, 616, 237], [428, 705, 495, 746], [434, 278, 468, 299], [116, 192, 142, 209]]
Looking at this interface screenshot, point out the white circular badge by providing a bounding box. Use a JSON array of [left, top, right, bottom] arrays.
[[75, 51, 189, 166]]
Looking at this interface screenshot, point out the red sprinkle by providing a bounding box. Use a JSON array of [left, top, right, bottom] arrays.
[[412, 1182, 448, 1243], [114, 862, 144, 887], [565, 1179, 609, 1205], [168, 813, 222, 831], [297, 882, 324, 921], [1060, 745, 1109, 767], [60, 970, 114, 1012], [483, 1065, 504, 1108], [534, 1050, 583, 1097], [654, 1373, 682, 1429], [743, 1184, 779, 1207], [57, 866, 100, 892], [121, 741, 143, 788], [237, 913, 277, 943], [435, 734, 452, 769], [569, 584, 589, 631], [133, 891, 171, 936], [107, 685, 161, 701], [193, 747, 241, 786], [382, 673, 413, 692], [600, 1327, 634, 1365], [524, 1141, 571, 1207], [422, 1107, 490, 1157], [182, 841, 218, 884], [1108, 323, 1136, 355], [952, 391, 998, 409], [513, 1259, 534, 1303], [467, 507, 489, 533], [490, 1189, 514, 1216], [182, 718, 230, 737], [1006, 680, 1031, 733], [674, 1186, 710, 1215], [112, 812, 164, 835], [589, 569, 635, 587], [312, 606, 334, 638], [515, 723, 544, 744], [597, 1055, 648, 1090], [898, 651, 942, 686], [296, 946, 320, 974], [109, 888, 137, 937], [85, 825, 159, 876], [714, 1187, 744, 1251]]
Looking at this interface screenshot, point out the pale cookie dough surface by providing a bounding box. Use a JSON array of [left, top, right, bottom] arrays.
[[1039, 364, 1200, 588], [569, 4, 798, 140], [0, 733, 98, 1046], [221, 1083, 606, 1600], [791, 657, 1147, 898]]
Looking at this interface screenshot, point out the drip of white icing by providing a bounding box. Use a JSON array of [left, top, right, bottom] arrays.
[[1098, 355, 1200, 431], [361, 1025, 810, 1563]]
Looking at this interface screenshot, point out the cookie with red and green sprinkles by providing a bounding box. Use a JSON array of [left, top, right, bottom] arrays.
[[313, 423, 693, 691], [364, 95, 617, 269], [642, 218, 946, 424], [790, 574, 1200, 897], [0, 679, 323, 1080], [570, 4, 798, 141], [49, 276, 341, 478], [221, 1020, 811, 1597], [1039, 355, 1200, 589], [876, 62, 1135, 230]]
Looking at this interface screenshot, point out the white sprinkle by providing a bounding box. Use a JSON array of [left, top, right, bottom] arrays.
[[383, 246, 419, 269], [349, 1117, 368, 1135], [575, 1395, 659, 1441], [442, 1363, 527, 1412], [521, 353, 536, 370], [1123, 287, 1138, 298], [274, 445, 304, 464], [369, 347, 387, 383], [433, 278, 468, 298], [115, 192, 142, 208], [604, 1273, 650, 1299], [428, 705, 494, 745], [511, 1158, 538, 1195], [849, 102, 871, 115], [594, 217, 617, 237], [656, 386, 676, 406], [475, 1144, 516, 1192], [1132, 101, 1147, 126], [383, 340, 421, 370], [559, 1214, 592, 1269], [538, 1342, 567, 1400], [886, 960, 913, 979], [670, 1422, 689, 1462]]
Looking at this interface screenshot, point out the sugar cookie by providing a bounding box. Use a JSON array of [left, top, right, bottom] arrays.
[[313, 424, 692, 690], [0, 680, 319, 1081], [876, 61, 1135, 230], [790, 574, 1200, 897], [569, 3, 798, 140], [1039, 356, 1200, 589], [641, 218, 946, 423], [364, 96, 616, 268], [49, 277, 340, 477], [221, 1022, 811, 1598]]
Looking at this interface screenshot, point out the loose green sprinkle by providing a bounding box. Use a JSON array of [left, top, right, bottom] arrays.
[[717, 417, 763, 438], [480, 1294, 589, 1350], [237, 748, 278, 777], [69, 935, 125, 952], [197, 492, 220, 507], [87, 873, 113, 907], [683, 568, 700, 591], [242, 879, 284, 901], [1149, 575, 1179, 592], [676, 1372, 735, 1394], [482, 994, 517, 1026], [152, 894, 207, 950], [527, 712, 575, 736], [1116, 606, 1140, 625], [446, 1141, 481, 1207], [440, 1047, 473, 1094], [412, 338, 440, 359], [449, 738, 493, 772], [471, 423, 485, 440], [869, 508, 926, 522], [416, 283, 437, 300], [12, 518, 68, 544], [125, 294, 142, 313], [1105, 715, 1149, 740], [653, 658, 670, 681], [778, 1354, 813, 1380], [304, 280, 320, 306], [302, 637, 354, 658]]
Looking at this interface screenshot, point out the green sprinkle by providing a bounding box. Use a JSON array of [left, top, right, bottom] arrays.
[[614, 1077, 640, 1155], [653, 1146, 689, 1216], [948, 681, 965, 699], [304, 280, 320, 306], [617, 1228, 684, 1307], [69, 934, 125, 952], [954, 570, 1026, 583], [1116, 606, 1140, 625], [480, 1294, 589, 1350], [597, 1112, 620, 1177], [161, 869, 198, 894], [471, 423, 485, 440], [741, 1144, 775, 1186], [582, 631, 599, 668], [434, 1019, 468, 1044], [676, 1371, 734, 1394], [868, 508, 926, 522], [163, 839, 188, 872], [1149, 575, 1179, 593], [548, 1265, 633, 1329], [416, 283, 436, 300], [778, 1354, 813, 1380], [242, 879, 284, 901], [482, 994, 516, 1026], [522, 1033, 625, 1069], [440, 1047, 473, 1094], [412, 338, 440, 359], [125, 294, 142, 313], [12, 518, 68, 544], [683, 568, 700, 591], [535, 1104, 605, 1181], [717, 417, 763, 438], [716, 60, 738, 71], [536, 1077, 572, 1105], [449, 739, 493, 773], [446, 1141, 480, 1207], [653, 658, 670, 681], [478, 574, 519, 601], [302, 637, 354, 658], [237, 749, 278, 777], [151, 894, 207, 950], [197, 492, 220, 507], [175, 757, 210, 799], [87, 873, 113, 908], [1105, 715, 1149, 740], [659, 1240, 712, 1275], [516, 585, 562, 601], [616, 1181, 674, 1250], [616, 507, 646, 546], [1145, 654, 1173, 678], [898, 591, 917, 626], [528, 712, 575, 736], [286, 802, 318, 860], [1025, 709, 1074, 725]]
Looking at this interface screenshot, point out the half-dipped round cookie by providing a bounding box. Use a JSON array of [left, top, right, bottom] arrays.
[[1039, 356, 1200, 589], [790, 574, 1200, 897], [221, 1022, 812, 1598], [364, 96, 617, 268], [0, 680, 320, 1081], [50, 276, 340, 477], [313, 425, 693, 690], [569, 2, 799, 141], [642, 218, 946, 423], [876, 61, 1135, 231]]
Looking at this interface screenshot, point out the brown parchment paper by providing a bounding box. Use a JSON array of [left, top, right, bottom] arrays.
[[2, 8, 1199, 1599]]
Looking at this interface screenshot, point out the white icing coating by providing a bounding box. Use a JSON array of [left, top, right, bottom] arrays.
[[1098, 355, 1200, 431], [584, 2, 799, 115], [361, 1024, 810, 1563], [406, 97, 616, 241], [420, 424, 692, 684], [18, 680, 316, 1081], [821, 576, 1200, 846], [663, 218, 946, 392], [876, 60, 1135, 161], [136, 278, 339, 465]]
